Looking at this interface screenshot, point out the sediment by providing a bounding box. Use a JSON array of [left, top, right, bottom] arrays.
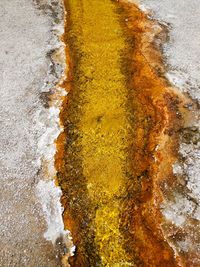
[[55, 0, 187, 266]]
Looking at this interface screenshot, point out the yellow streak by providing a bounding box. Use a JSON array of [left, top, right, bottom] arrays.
[[66, 0, 133, 265]]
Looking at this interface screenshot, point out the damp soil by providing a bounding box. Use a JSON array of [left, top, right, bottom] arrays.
[[55, 0, 187, 266]]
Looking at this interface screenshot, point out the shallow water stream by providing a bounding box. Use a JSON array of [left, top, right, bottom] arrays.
[[55, 1, 184, 266]]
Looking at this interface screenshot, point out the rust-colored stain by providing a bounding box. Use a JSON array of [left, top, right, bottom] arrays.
[[55, 0, 188, 266]]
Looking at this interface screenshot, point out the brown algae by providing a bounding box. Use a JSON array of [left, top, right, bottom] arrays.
[[55, 0, 185, 266]]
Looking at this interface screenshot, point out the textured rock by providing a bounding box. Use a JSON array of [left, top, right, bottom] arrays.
[[139, 0, 200, 265], [0, 0, 66, 266]]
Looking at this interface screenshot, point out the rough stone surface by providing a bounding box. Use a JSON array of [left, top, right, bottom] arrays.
[[140, 0, 200, 102], [140, 0, 200, 263], [0, 0, 65, 266]]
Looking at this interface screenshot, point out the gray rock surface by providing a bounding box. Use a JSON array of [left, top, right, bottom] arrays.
[[0, 0, 65, 266], [140, 0, 200, 264], [140, 0, 200, 102]]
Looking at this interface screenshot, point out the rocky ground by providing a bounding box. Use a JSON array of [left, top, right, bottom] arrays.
[[139, 0, 200, 264], [0, 0, 67, 266]]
